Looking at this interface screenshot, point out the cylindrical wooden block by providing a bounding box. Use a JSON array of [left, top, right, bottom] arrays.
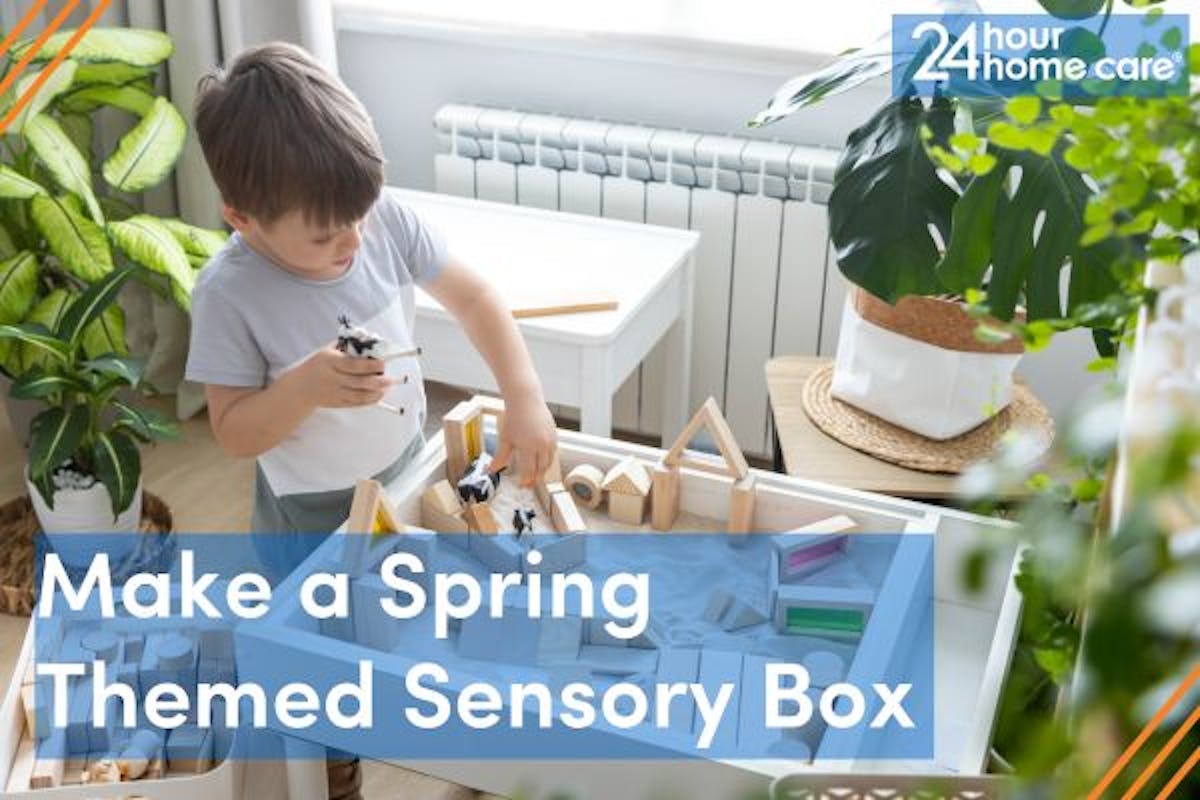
[[565, 464, 604, 510]]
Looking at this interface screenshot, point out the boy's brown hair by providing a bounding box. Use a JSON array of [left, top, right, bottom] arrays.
[[194, 42, 384, 229]]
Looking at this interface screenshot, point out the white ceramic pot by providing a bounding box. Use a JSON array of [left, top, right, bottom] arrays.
[[26, 470, 142, 567]]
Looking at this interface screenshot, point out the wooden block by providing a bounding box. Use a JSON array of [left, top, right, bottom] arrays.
[[651, 464, 680, 531], [6, 736, 34, 792], [422, 480, 462, 516], [655, 649, 701, 736], [535, 480, 565, 512], [608, 492, 647, 526], [664, 397, 750, 479], [787, 515, 864, 534], [543, 448, 563, 483], [728, 474, 756, 533], [550, 490, 587, 534], [565, 464, 604, 509], [463, 502, 500, 534], [21, 683, 44, 740], [695, 650, 742, 750], [422, 506, 469, 535], [352, 573, 401, 651], [444, 401, 483, 482]]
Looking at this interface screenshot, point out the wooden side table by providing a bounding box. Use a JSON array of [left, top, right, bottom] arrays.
[[766, 355, 965, 500]]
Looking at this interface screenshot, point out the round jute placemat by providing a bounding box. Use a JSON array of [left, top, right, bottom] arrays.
[[0, 492, 174, 616], [801, 362, 1054, 474]]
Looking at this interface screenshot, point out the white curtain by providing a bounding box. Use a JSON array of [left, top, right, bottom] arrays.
[[2, 0, 337, 417]]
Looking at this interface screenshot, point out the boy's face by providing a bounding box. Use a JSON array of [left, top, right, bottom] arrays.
[[223, 205, 364, 280]]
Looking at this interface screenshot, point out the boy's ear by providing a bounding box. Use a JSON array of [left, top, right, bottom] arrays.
[[222, 204, 253, 232]]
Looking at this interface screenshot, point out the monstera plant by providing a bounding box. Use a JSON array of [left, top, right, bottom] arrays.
[[747, 0, 1180, 352], [0, 27, 226, 535]]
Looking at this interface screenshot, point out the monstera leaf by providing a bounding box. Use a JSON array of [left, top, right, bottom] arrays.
[[827, 96, 959, 302], [749, 0, 983, 126], [936, 145, 1092, 321]]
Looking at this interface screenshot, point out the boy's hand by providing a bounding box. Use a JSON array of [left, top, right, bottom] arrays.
[[491, 396, 557, 488], [291, 346, 396, 409]]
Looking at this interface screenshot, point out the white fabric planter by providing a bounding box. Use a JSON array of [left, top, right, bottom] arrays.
[[831, 296, 1023, 440], [26, 471, 142, 567]]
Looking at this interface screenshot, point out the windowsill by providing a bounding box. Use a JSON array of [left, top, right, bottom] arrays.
[[332, 4, 835, 76]]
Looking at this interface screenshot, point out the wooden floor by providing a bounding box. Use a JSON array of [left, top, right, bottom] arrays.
[[0, 383, 510, 799]]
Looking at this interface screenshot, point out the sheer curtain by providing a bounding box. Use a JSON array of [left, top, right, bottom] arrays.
[[2, 0, 337, 417]]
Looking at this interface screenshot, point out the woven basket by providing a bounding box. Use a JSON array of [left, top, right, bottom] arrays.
[[0, 491, 174, 616]]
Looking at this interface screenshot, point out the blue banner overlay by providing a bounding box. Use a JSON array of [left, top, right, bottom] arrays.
[[893, 13, 1190, 98], [30, 530, 933, 763]]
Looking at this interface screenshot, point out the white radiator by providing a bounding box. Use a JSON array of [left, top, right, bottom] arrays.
[[432, 104, 845, 458]]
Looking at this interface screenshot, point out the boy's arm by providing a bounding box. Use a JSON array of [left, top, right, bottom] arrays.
[[206, 348, 395, 458], [421, 258, 557, 486]]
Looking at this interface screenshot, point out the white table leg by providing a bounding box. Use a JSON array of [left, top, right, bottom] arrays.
[[284, 736, 329, 800], [579, 347, 614, 437], [660, 255, 695, 446]]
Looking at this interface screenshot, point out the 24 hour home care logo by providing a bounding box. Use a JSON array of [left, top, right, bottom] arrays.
[[892, 13, 1190, 97]]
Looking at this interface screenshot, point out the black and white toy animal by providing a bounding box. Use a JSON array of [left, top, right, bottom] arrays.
[[512, 507, 537, 536], [457, 452, 502, 503], [336, 314, 386, 358]]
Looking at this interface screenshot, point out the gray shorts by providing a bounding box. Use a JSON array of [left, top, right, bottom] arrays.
[[250, 434, 426, 582]]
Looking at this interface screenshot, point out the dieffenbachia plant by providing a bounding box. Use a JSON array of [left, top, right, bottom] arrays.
[[0, 27, 228, 379], [0, 266, 180, 517]]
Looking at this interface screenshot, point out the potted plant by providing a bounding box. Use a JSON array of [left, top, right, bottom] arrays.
[[1, 27, 228, 443], [0, 265, 179, 564], [746, 2, 1159, 438]]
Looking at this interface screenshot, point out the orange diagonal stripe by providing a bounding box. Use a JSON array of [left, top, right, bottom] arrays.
[[1088, 664, 1200, 800], [1154, 746, 1200, 800], [0, 0, 80, 123], [0, 0, 51, 59], [1121, 702, 1200, 800], [0, 0, 111, 136]]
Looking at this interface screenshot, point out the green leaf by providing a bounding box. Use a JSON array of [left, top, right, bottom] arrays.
[[107, 216, 194, 310], [23, 114, 103, 224], [949, 132, 981, 152], [82, 303, 127, 359], [10, 369, 89, 399], [159, 218, 229, 259], [113, 399, 179, 441], [0, 224, 16, 259], [58, 113, 94, 158], [1037, 0, 1106, 20], [989, 148, 1090, 320], [1160, 26, 1182, 50], [28, 405, 88, 480], [56, 266, 134, 349], [57, 84, 154, 116], [1006, 97, 1042, 125], [5, 60, 77, 132], [102, 97, 186, 193], [83, 354, 143, 385], [750, 44, 894, 126], [0, 164, 47, 199], [0, 251, 38, 325], [30, 195, 113, 282], [92, 430, 141, 517], [73, 61, 155, 86], [828, 97, 958, 302], [936, 163, 1007, 293], [14, 27, 174, 67], [0, 323, 70, 368]]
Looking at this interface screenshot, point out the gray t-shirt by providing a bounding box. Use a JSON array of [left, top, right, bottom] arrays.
[[185, 188, 448, 498]]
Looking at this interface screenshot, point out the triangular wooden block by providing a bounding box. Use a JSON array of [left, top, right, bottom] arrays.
[[664, 397, 749, 480]]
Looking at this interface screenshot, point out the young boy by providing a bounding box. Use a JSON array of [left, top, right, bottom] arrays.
[[186, 42, 557, 798]]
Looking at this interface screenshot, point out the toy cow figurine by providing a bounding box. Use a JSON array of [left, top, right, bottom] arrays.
[[457, 452, 502, 503], [513, 507, 537, 535], [336, 314, 385, 358]]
